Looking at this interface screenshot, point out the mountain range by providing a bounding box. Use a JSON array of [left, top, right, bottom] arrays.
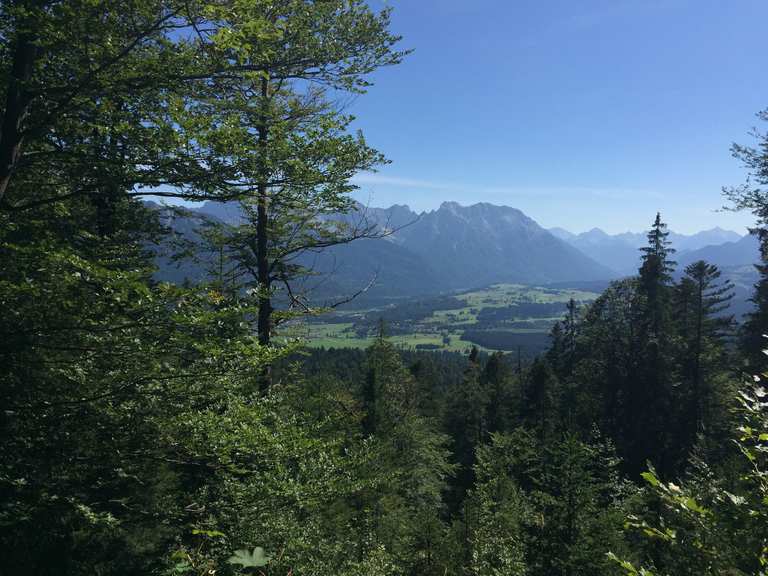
[[549, 226, 745, 274], [151, 200, 760, 307]]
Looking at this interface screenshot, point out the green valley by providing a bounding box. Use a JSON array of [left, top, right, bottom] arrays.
[[291, 284, 600, 354]]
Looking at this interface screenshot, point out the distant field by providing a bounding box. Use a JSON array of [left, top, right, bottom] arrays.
[[285, 283, 600, 355]]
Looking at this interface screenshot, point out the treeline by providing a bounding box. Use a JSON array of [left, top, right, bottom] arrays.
[[475, 302, 572, 324], [460, 330, 552, 353]]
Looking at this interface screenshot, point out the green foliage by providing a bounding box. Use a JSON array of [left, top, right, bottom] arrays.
[[228, 547, 271, 569], [611, 378, 768, 576], [724, 109, 768, 371], [0, 0, 408, 573], [4, 3, 767, 575], [466, 434, 529, 576], [359, 337, 455, 575]]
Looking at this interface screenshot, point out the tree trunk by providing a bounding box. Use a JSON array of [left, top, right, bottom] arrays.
[[256, 185, 271, 347], [693, 278, 704, 433], [0, 31, 38, 204], [256, 75, 272, 394]]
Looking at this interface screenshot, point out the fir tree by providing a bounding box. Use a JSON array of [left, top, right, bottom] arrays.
[[632, 213, 679, 477], [445, 347, 489, 511], [523, 358, 561, 441], [360, 337, 454, 575], [676, 261, 734, 440]]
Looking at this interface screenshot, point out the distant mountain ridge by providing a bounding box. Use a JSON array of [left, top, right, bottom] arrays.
[[151, 200, 757, 308], [549, 226, 744, 274], [153, 200, 613, 302], [388, 201, 613, 289], [677, 233, 758, 269]]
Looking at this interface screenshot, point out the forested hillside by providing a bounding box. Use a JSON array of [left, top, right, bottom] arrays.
[[1, 2, 768, 576]]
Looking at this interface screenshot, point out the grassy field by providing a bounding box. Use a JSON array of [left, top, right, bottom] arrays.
[[287, 283, 600, 354]]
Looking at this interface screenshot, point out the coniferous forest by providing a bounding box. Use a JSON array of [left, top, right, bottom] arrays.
[[1, 2, 767, 575]]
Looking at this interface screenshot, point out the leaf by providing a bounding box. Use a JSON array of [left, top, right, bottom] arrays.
[[725, 491, 746, 506], [228, 547, 271, 568], [640, 471, 660, 487], [681, 496, 707, 515], [192, 528, 225, 538], [172, 561, 193, 574], [606, 551, 652, 575]]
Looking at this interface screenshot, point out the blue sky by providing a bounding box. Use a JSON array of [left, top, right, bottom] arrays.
[[345, 0, 768, 234]]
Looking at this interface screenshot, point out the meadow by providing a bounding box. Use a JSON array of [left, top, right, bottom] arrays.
[[290, 284, 599, 354]]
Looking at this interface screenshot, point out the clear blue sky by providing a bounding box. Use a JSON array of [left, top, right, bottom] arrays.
[[346, 0, 768, 234]]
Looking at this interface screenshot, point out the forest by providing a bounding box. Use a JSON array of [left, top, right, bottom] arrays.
[[1, 2, 767, 575]]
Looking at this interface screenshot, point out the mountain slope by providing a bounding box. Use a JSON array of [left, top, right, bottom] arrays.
[[150, 200, 615, 300], [677, 234, 759, 268], [394, 202, 614, 289]]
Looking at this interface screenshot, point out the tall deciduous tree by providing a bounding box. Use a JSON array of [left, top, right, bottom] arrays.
[[188, 0, 407, 390], [0, 1, 410, 572], [0, 0, 247, 211]]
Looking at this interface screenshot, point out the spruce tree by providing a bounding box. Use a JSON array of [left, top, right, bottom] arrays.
[[575, 278, 640, 451], [466, 434, 528, 576], [445, 347, 489, 510], [638, 213, 676, 338], [547, 298, 582, 431], [526, 433, 629, 576], [676, 261, 734, 440], [483, 351, 514, 434], [360, 338, 454, 574], [523, 358, 561, 441], [632, 213, 679, 477]]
